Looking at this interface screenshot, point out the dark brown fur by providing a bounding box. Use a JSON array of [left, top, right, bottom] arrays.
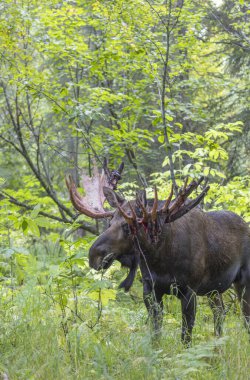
[[89, 193, 250, 344]]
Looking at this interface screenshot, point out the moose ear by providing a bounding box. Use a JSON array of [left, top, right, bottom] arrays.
[[136, 190, 147, 207], [103, 186, 125, 208]]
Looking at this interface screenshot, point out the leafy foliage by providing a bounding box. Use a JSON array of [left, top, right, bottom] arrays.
[[0, 0, 249, 378]]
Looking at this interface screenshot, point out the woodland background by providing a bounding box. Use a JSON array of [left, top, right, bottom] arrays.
[[0, 0, 249, 379]]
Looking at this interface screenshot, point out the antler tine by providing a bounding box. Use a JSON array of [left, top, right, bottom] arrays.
[[66, 176, 90, 215], [117, 203, 134, 226], [196, 176, 205, 187], [161, 184, 174, 212], [150, 186, 158, 222], [184, 177, 205, 199], [168, 178, 200, 214], [180, 180, 197, 199], [137, 199, 148, 223], [65, 174, 74, 189], [65, 174, 71, 191], [128, 201, 137, 220], [108, 187, 135, 225], [66, 175, 84, 203], [166, 185, 210, 223], [66, 175, 82, 203]]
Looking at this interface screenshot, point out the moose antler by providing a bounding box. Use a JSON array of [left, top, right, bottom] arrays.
[[162, 177, 209, 223], [66, 160, 124, 219], [135, 186, 158, 224], [143, 177, 209, 223], [117, 177, 209, 242]]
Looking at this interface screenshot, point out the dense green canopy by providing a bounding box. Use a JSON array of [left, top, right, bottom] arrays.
[[0, 1, 249, 378]]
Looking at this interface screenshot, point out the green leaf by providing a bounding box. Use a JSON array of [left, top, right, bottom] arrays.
[[30, 204, 41, 219], [166, 115, 173, 122], [22, 219, 28, 233], [27, 219, 40, 237], [158, 135, 165, 144]]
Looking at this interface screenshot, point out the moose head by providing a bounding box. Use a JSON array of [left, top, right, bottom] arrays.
[[88, 177, 209, 270]]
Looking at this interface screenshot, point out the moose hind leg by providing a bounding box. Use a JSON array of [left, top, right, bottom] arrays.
[[234, 282, 250, 334], [180, 291, 197, 346], [207, 292, 225, 337]]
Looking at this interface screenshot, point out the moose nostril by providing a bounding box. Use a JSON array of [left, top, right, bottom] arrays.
[[89, 253, 101, 270], [92, 257, 103, 270], [89, 246, 107, 270]]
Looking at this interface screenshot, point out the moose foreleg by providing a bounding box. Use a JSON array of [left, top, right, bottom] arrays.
[[180, 291, 197, 346], [143, 284, 163, 341], [207, 292, 225, 337]]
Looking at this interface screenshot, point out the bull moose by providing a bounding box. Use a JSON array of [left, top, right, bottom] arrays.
[[66, 164, 250, 345]]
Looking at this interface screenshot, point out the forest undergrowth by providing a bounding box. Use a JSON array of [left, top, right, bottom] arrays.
[[0, 240, 249, 380], [0, 0, 250, 378]]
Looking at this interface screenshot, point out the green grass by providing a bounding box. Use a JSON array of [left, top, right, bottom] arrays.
[[0, 277, 249, 380], [0, 242, 249, 380]]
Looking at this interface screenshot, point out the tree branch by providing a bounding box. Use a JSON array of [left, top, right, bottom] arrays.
[[160, 0, 178, 194], [0, 82, 101, 233], [1, 191, 98, 235]]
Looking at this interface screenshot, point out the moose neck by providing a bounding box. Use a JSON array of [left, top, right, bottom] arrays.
[[133, 221, 178, 279], [132, 224, 166, 264]]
